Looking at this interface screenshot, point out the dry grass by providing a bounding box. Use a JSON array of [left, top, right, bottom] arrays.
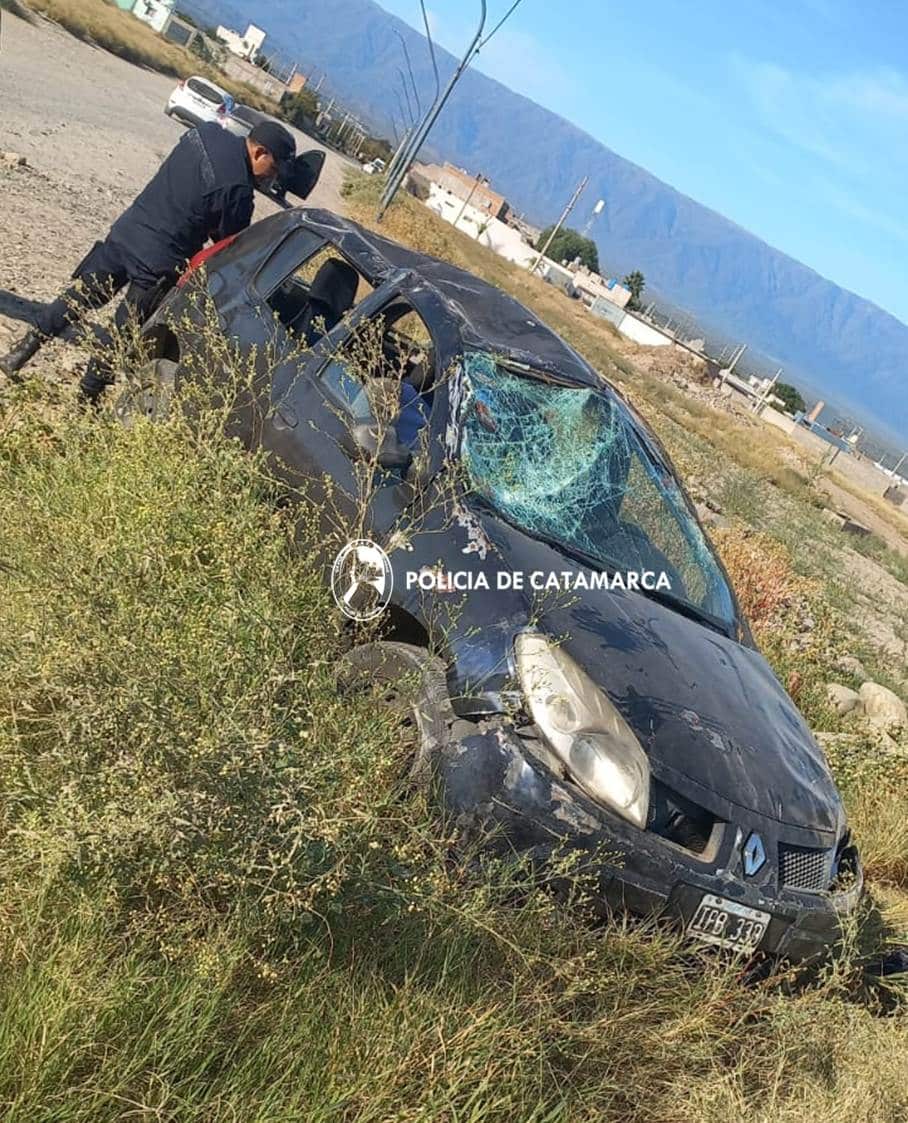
[[828, 471, 908, 552], [711, 525, 808, 634], [851, 789, 908, 887], [21, 0, 280, 113], [0, 72, 906, 1120]]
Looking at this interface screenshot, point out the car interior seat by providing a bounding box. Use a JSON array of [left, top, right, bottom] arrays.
[[295, 258, 360, 346]]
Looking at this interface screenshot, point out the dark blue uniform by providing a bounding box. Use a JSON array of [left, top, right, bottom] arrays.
[[107, 123, 255, 284], [34, 123, 256, 399]]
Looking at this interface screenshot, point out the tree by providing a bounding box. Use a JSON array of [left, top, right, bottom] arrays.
[[772, 381, 806, 415], [623, 270, 645, 310], [281, 89, 320, 133], [358, 136, 393, 164], [535, 226, 599, 273]]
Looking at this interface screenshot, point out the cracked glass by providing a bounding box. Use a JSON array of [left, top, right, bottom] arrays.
[[459, 352, 736, 627]]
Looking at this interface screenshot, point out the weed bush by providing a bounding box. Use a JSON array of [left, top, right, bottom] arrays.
[[1, 383, 907, 1120]]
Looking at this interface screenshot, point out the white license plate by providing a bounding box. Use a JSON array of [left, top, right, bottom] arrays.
[[687, 893, 770, 953]]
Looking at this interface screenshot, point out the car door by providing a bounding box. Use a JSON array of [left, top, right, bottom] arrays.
[[261, 278, 437, 550], [204, 227, 327, 450]]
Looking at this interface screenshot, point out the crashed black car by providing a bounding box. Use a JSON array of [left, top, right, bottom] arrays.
[[124, 206, 863, 961]]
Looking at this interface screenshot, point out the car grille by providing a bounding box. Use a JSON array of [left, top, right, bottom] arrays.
[[778, 844, 830, 891]]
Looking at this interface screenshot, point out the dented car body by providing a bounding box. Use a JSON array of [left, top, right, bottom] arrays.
[[136, 207, 862, 960]]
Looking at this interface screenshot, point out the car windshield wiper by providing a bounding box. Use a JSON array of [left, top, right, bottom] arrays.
[[628, 582, 736, 638], [543, 534, 735, 636]]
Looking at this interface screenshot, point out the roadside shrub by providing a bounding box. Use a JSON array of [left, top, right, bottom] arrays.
[[1, 374, 908, 1120], [712, 525, 806, 634], [0, 399, 413, 946]]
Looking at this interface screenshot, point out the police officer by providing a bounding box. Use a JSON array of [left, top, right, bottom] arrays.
[[0, 118, 296, 401]]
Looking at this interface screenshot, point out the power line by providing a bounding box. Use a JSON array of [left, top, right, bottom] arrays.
[[378, 1, 488, 220], [418, 0, 440, 101], [393, 28, 422, 118], [478, 0, 525, 50]]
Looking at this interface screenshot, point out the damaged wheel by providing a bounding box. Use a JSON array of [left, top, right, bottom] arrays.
[[114, 358, 177, 426], [337, 641, 455, 783]]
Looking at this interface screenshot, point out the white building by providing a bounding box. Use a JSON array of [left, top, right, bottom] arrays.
[[571, 267, 631, 309], [131, 0, 175, 34], [424, 183, 539, 268], [216, 22, 267, 62]]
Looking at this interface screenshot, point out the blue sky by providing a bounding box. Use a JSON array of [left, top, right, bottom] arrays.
[[377, 0, 908, 329]]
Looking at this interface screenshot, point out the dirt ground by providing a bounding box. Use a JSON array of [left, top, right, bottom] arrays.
[[0, 11, 353, 384]]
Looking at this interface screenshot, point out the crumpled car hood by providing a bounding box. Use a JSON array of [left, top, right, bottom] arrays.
[[468, 523, 842, 834]]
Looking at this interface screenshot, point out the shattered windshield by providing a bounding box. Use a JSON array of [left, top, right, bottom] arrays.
[[459, 352, 737, 628]]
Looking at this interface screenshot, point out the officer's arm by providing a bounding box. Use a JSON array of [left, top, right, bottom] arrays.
[[212, 185, 255, 242]]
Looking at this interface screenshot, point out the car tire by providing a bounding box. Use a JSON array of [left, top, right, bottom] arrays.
[[114, 358, 178, 427], [337, 641, 456, 783]]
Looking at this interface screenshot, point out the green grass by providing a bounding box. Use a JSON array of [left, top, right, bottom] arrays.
[[1, 379, 908, 1120], [0, 156, 906, 1120]]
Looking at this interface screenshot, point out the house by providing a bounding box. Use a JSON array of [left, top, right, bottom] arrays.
[[415, 163, 512, 223], [216, 22, 267, 62], [130, 0, 175, 34], [571, 267, 631, 309]]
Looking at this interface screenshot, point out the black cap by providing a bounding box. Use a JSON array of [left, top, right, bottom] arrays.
[[248, 119, 296, 180]]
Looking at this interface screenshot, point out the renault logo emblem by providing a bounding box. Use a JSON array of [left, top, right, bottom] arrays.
[[742, 832, 767, 876]]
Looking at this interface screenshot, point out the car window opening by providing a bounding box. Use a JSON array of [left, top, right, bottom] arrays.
[[459, 351, 737, 628], [268, 247, 373, 346], [320, 305, 436, 451]]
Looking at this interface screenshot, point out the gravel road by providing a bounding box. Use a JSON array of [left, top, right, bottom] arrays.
[[0, 10, 354, 385]]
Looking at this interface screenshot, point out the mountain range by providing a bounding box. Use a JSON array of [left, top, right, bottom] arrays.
[[183, 0, 907, 441]]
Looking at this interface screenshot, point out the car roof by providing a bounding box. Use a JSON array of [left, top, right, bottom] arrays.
[[292, 208, 600, 388]]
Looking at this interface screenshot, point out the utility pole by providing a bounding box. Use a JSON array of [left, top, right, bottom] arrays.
[[753, 368, 781, 414], [454, 172, 487, 228], [718, 343, 745, 388], [729, 344, 747, 373], [530, 177, 589, 274], [581, 198, 605, 239], [376, 0, 526, 221], [378, 1, 488, 221], [316, 96, 335, 130], [720, 343, 747, 385], [397, 68, 415, 124], [393, 28, 422, 119]]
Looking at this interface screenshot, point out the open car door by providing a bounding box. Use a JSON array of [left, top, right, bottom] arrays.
[[260, 150, 326, 207]]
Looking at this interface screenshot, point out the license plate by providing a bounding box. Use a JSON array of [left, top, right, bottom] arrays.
[[687, 893, 770, 953]]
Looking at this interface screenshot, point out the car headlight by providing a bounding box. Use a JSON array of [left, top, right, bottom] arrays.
[[515, 633, 650, 828]]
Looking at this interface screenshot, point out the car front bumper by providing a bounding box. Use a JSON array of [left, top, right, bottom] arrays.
[[436, 722, 862, 962]]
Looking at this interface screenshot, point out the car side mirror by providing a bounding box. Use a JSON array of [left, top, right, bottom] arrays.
[[350, 421, 412, 471], [278, 150, 326, 201]]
